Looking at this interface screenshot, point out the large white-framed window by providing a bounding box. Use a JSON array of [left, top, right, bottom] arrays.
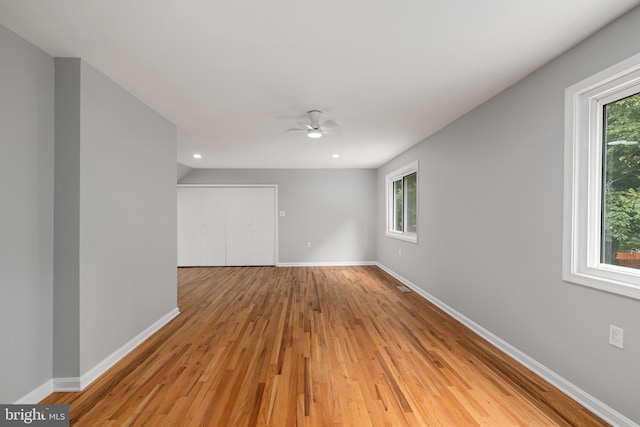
[[386, 161, 418, 243], [564, 52, 640, 300]]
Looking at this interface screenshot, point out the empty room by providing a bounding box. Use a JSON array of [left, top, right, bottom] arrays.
[[2, 1, 640, 426]]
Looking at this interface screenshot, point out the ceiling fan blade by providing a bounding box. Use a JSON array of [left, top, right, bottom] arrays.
[[321, 128, 342, 136], [285, 127, 307, 133], [320, 120, 342, 136], [321, 120, 340, 130]]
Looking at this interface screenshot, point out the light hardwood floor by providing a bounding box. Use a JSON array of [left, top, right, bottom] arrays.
[[42, 266, 608, 426]]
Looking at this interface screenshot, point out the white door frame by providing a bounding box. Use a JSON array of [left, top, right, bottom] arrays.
[[177, 184, 279, 266]]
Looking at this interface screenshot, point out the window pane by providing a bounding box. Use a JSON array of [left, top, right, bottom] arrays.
[[393, 179, 403, 231], [404, 172, 417, 233], [386, 161, 418, 243], [602, 92, 640, 269]]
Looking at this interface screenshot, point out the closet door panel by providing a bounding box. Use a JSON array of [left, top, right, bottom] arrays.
[[177, 188, 203, 266], [177, 187, 227, 266], [249, 187, 276, 265], [225, 188, 253, 266], [200, 188, 226, 266]]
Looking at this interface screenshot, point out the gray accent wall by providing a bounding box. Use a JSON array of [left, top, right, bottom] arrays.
[[181, 169, 376, 264], [55, 58, 178, 377], [376, 7, 640, 423], [0, 25, 54, 404]]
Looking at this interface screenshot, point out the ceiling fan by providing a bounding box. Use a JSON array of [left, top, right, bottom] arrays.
[[285, 110, 341, 139]]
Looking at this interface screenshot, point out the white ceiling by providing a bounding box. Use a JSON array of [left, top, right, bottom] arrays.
[[1, 1, 638, 169]]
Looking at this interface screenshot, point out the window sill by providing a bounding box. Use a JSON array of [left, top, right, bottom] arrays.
[[386, 231, 418, 244], [564, 264, 640, 300]]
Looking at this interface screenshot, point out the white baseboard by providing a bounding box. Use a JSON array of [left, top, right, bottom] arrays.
[[277, 261, 377, 267], [14, 308, 180, 401], [14, 380, 54, 404], [375, 263, 638, 427], [52, 377, 81, 392], [74, 307, 180, 391]]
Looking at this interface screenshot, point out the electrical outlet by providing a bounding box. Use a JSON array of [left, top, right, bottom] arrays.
[[307, 242, 311, 248], [398, 249, 402, 256], [609, 325, 624, 349]]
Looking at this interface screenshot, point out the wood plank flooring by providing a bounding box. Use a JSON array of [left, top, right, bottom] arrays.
[[42, 266, 608, 426]]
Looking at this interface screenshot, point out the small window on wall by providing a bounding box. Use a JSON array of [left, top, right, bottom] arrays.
[[564, 52, 640, 300], [386, 161, 418, 243]]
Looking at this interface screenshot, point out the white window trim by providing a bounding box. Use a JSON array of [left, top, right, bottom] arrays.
[[564, 52, 640, 300], [386, 161, 418, 244]]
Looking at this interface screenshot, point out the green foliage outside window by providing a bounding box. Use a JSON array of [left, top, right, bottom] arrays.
[[405, 173, 417, 233], [603, 92, 640, 264], [393, 179, 403, 231], [392, 172, 417, 234]]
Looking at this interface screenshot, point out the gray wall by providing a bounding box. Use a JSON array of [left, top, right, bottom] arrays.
[[0, 31, 178, 402], [181, 169, 376, 264], [377, 7, 640, 423], [0, 25, 54, 403], [53, 58, 82, 379], [177, 163, 192, 182], [55, 58, 178, 376]]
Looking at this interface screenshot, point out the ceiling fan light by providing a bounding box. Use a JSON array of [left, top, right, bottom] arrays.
[[307, 129, 322, 139]]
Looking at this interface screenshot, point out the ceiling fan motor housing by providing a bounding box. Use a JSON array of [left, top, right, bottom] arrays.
[[307, 110, 322, 127]]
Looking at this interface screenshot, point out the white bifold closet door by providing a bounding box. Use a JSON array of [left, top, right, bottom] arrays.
[[177, 186, 276, 266]]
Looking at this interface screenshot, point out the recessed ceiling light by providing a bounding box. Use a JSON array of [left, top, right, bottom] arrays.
[[332, 153, 340, 159], [193, 153, 202, 159]]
